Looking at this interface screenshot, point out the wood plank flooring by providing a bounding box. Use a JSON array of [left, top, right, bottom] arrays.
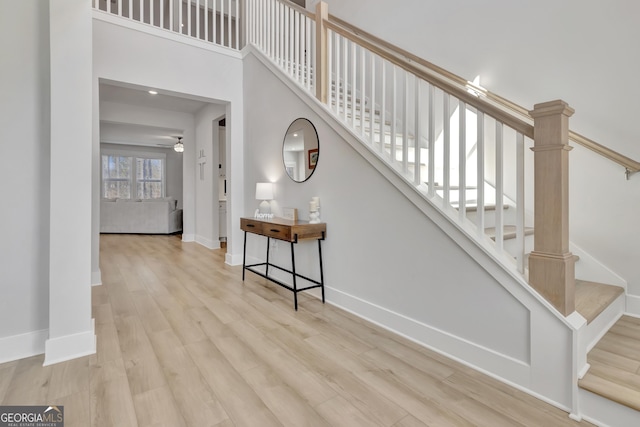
[[579, 315, 640, 412], [0, 234, 594, 426]]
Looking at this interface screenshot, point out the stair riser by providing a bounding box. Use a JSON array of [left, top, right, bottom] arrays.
[[465, 206, 518, 229], [579, 388, 640, 427], [501, 233, 534, 260]]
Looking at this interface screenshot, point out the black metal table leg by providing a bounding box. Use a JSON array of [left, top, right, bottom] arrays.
[[265, 237, 271, 278], [291, 241, 298, 310], [242, 230, 247, 280], [318, 238, 325, 303]]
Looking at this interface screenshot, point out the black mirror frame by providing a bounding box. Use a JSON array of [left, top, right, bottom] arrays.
[[282, 118, 319, 183]]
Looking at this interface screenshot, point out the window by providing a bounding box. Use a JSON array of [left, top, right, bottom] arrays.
[[102, 155, 132, 199], [136, 158, 163, 199], [101, 151, 166, 199]]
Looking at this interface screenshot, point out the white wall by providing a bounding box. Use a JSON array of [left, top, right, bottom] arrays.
[[243, 52, 576, 408], [46, 0, 96, 365], [318, 0, 640, 301], [0, 1, 51, 362], [93, 17, 245, 261]]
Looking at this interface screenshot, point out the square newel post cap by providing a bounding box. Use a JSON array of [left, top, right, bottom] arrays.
[[529, 100, 575, 118]]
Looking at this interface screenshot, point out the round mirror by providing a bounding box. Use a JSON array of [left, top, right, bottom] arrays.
[[283, 118, 319, 182]]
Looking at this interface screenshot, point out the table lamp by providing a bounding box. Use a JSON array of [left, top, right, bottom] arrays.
[[256, 182, 274, 214]]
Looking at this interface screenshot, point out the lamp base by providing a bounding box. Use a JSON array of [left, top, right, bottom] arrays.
[[258, 200, 271, 214]]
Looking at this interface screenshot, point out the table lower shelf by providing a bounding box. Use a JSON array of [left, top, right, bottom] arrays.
[[244, 262, 324, 309]]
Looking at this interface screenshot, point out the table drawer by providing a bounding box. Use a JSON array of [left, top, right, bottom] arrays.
[[241, 218, 294, 241], [261, 223, 292, 241], [240, 218, 261, 233]]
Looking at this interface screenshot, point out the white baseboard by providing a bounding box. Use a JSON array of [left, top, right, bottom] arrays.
[[571, 242, 627, 289], [43, 320, 96, 366], [325, 286, 575, 414], [0, 329, 48, 364], [91, 269, 102, 286], [626, 294, 640, 317], [182, 234, 195, 242], [196, 235, 220, 250], [327, 286, 530, 381], [226, 252, 243, 266]]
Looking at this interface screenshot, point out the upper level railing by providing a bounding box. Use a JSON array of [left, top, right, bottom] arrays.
[[93, 0, 241, 50], [246, 0, 315, 92]]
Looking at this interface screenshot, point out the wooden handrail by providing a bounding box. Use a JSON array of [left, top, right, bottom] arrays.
[[324, 19, 535, 138], [282, 0, 314, 19], [569, 131, 640, 179], [328, 15, 531, 119], [327, 13, 640, 179]]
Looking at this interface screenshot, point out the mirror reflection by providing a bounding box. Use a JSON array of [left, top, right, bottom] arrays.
[[283, 118, 319, 182]]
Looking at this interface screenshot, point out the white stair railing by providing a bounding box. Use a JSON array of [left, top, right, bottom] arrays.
[[93, 0, 241, 49], [246, 0, 315, 92], [246, 0, 532, 273]]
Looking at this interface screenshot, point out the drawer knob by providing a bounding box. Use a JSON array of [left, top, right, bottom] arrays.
[[270, 229, 280, 233], [246, 224, 255, 228]]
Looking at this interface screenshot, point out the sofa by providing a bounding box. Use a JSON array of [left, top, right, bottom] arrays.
[[100, 198, 182, 234]]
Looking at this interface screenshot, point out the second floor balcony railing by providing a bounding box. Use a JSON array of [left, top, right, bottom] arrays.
[[93, 0, 241, 50]]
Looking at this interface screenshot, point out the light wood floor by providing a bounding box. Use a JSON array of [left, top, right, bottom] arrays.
[[0, 234, 595, 426], [580, 315, 640, 412]]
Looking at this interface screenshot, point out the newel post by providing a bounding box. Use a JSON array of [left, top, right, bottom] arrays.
[[315, 1, 328, 103], [528, 100, 576, 316]]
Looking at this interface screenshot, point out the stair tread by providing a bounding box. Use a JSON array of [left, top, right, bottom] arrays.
[[485, 225, 534, 241], [455, 204, 510, 212], [579, 370, 640, 412], [579, 316, 640, 412], [575, 280, 624, 324]]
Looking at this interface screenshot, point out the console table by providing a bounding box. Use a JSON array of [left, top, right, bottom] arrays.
[[241, 217, 326, 310]]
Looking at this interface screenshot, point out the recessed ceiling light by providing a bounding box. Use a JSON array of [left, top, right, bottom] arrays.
[[148, 90, 158, 95]]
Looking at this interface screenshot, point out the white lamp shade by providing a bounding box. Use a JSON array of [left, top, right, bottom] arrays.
[[255, 182, 274, 200]]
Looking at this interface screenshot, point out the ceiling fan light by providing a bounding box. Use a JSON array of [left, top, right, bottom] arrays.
[[174, 137, 184, 153]]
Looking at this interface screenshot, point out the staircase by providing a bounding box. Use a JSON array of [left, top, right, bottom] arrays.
[[304, 7, 640, 427], [331, 75, 637, 424], [249, 0, 640, 426]]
